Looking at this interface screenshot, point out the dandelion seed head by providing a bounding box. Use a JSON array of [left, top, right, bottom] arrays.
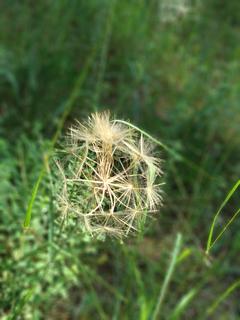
[[56, 111, 163, 239]]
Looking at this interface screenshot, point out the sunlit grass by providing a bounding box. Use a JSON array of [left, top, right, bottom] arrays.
[[1, 0, 240, 319]]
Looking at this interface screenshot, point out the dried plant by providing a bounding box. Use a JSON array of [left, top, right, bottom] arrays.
[[55, 112, 163, 239]]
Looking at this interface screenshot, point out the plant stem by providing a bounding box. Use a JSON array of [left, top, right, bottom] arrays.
[[114, 119, 213, 180], [152, 233, 182, 320]]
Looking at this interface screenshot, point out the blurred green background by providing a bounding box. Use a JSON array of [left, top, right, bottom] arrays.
[[1, 0, 240, 319]]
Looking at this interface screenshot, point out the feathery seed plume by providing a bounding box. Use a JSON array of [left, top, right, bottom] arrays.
[[56, 111, 163, 239]]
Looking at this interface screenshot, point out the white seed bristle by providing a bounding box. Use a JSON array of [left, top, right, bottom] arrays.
[[56, 111, 163, 239]]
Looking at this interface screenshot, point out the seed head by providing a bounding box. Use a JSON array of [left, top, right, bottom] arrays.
[[56, 111, 163, 239]]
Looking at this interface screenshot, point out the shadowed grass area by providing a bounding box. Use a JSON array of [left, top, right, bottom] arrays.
[[1, 0, 240, 319]]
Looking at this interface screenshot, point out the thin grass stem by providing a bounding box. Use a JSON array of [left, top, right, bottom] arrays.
[[152, 233, 182, 320], [23, 48, 97, 228], [206, 179, 240, 254], [114, 119, 213, 180], [207, 279, 240, 315]]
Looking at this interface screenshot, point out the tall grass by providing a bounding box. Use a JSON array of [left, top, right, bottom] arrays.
[[152, 233, 182, 320], [1, 0, 240, 319], [206, 179, 240, 254], [23, 50, 97, 228]]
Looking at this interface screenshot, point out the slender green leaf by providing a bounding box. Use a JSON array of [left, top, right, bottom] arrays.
[[152, 233, 182, 320], [114, 120, 213, 179], [207, 279, 240, 315], [23, 47, 97, 228], [170, 289, 197, 320], [206, 179, 240, 254], [23, 168, 45, 228]]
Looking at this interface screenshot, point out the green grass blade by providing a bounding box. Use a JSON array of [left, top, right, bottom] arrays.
[[170, 289, 197, 320], [206, 179, 240, 254], [23, 48, 97, 228], [210, 207, 240, 250], [10, 288, 34, 320], [207, 279, 240, 315], [152, 233, 182, 320], [23, 168, 45, 228], [93, 0, 117, 108], [177, 247, 192, 264], [114, 119, 213, 179], [51, 46, 98, 148]]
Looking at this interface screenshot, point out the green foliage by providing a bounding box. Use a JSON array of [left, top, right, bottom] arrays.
[[1, 0, 240, 319]]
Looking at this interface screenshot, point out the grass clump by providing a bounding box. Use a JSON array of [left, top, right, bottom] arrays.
[[1, 0, 240, 319]]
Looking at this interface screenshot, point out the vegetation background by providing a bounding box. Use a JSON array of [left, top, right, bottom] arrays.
[[1, 0, 240, 319]]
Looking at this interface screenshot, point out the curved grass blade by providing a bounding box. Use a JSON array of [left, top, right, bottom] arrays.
[[23, 48, 97, 228], [206, 179, 240, 254], [151, 233, 182, 320], [93, 0, 117, 108], [170, 288, 197, 320], [207, 279, 240, 315], [170, 289, 197, 320], [114, 120, 213, 180], [23, 167, 45, 228]]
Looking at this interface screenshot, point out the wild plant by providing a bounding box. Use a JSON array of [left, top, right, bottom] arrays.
[[56, 112, 163, 239]]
